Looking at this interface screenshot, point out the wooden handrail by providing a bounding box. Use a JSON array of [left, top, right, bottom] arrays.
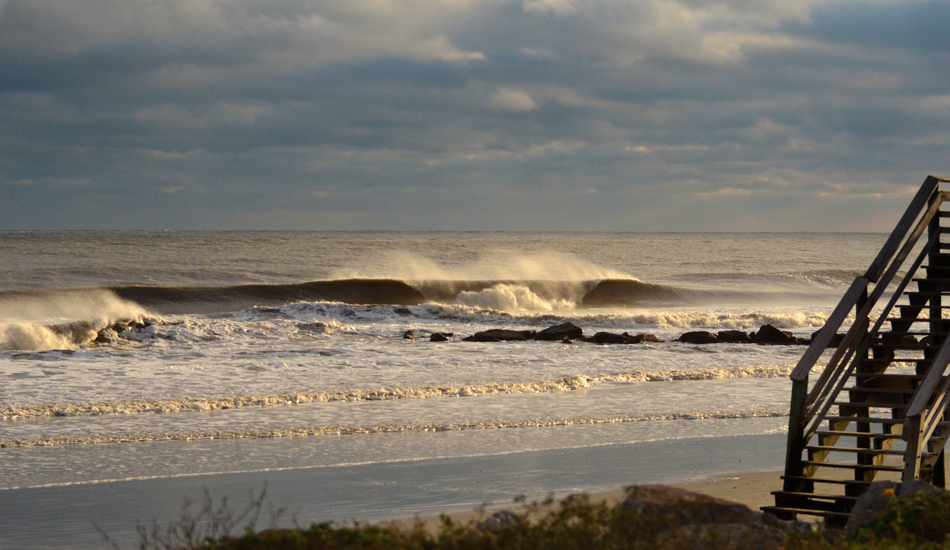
[[790, 176, 948, 387], [803, 209, 942, 436], [864, 175, 940, 282], [789, 278, 868, 383], [800, 196, 943, 423], [902, 336, 950, 482], [905, 338, 950, 419]]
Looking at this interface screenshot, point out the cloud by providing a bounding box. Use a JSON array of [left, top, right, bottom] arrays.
[[488, 87, 537, 111], [0, 0, 949, 230]]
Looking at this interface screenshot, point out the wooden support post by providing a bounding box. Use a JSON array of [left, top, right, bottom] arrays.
[[934, 449, 946, 489], [904, 414, 925, 483], [854, 288, 874, 484], [782, 378, 810, 495], [929, 192, 943, 354]]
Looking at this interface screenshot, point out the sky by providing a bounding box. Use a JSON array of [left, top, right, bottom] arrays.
[[1, 0, 949, 231]]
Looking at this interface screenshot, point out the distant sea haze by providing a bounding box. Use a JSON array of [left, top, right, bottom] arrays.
[[0, 231, 882, 490]]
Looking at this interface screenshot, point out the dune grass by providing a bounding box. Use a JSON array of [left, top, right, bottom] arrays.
[[104, 486, 950, 550]]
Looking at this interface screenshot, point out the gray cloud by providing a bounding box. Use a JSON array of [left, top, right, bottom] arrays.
[[1, 0, 948, 230]]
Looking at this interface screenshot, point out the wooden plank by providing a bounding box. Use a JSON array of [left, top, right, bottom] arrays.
[[865, 176, 939, 282]]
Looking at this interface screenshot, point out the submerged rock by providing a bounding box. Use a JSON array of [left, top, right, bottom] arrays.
[[717, 330, 753, 344], [430, 332, 453, 342], [679, 331, 718, 344], [463, 329, 536, 342], [752, 324, 797, 345], [584, 331, 660, 344], [535, 322, 584, 341]]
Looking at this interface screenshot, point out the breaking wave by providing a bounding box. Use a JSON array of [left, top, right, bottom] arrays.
[[0, 289, 147, 351], [1, 365, 801, 421], [0, 410, 790, 448]]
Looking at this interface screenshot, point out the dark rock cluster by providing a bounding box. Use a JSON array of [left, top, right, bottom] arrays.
[[409, 321, 829, 346]]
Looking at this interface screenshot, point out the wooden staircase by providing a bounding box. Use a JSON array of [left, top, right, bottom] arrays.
[[764, 175, 950, 525]]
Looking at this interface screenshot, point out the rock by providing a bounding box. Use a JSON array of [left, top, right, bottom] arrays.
[[679, 331, 719, 344], [846, 480, 942, 536], [582, 332, 660, 344], [94, 328, 120, 344], [535, 322, 584, 341], [477, 510, 520, 532], [585, 331, 629, 344], [621, 485, 760, 525], [811, 330, 845, 348], [463, 329, 536, 342], [752, 324, 796, 345], [402, 330, 414, 340], [430, 332, 452, 342], [717, 330, 753, 344]]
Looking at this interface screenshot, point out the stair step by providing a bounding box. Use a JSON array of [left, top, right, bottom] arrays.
[[825, 415, 904, 425], [771, 490, 859, 502], [843, 387, 917, 394], [781, 475, 873, 486], [851, 373, 925, 380], [802, 461, 903, 472], [814, 430, 902, 440], [761, 505, 850, 520], [834, 401, 908, 410], [805, 446, 905, 456], [870, 343, 933, 350], [863, 358, 928, 365]]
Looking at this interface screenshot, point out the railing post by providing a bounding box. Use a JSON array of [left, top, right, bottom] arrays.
[[782, 378, 810, 494], [903, 413, 925, 483]]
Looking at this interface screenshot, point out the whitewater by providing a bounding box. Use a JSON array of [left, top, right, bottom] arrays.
[[0, 232, 887, 499]]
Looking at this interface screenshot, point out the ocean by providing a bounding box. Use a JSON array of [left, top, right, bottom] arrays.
[[0, 231, 886, 547]]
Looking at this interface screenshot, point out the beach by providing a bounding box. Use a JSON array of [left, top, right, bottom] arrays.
[[0, 231, 891, 549], [0, 429, 789, 550]]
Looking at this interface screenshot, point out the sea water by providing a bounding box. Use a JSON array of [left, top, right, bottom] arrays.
[[0, 232, 888, 545]]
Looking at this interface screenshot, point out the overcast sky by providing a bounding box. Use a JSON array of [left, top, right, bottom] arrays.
[[1, 0, 948, 231]]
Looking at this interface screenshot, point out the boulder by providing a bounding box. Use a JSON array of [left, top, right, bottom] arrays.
[[679, 331, 719, 344], [535, 322, 584, 341], [621, 485, 760, 525], [846, 480, 942, 536], [477, 510, 520, 532], [430, 333, 452, 342], [585, 331, 629, 344], [402, 330, 415, 340], [463, 329, 536, 342], [627, 333, 660, 344], [717, 330, 753, 344], [752, 324, 796, 345]]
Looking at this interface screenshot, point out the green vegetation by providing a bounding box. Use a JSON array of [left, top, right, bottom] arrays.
[[108, 487, 950, 550]]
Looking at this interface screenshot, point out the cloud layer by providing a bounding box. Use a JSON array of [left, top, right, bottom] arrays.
[[1, 0, 949, 230]]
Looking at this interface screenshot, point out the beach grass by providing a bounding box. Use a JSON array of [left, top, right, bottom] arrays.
[[105, 484, 950, 550]]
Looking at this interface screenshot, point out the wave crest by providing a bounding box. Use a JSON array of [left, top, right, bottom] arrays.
[[1, 365, 802, 421]]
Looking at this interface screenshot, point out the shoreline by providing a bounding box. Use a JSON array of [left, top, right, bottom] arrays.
[[0, 431, 789, 549]]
